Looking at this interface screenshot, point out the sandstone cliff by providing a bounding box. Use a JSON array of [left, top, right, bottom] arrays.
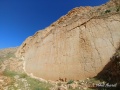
[[16, 0, 120, 81]]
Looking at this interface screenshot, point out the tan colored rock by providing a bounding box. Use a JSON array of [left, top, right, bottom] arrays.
[[16, 0, 120, 81]]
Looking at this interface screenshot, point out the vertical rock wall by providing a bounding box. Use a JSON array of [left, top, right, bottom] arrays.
[[16, 1, 120, 81]]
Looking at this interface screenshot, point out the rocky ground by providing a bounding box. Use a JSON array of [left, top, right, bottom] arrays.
[[0, 48, 52, 90], [0, 48, 119, 90]]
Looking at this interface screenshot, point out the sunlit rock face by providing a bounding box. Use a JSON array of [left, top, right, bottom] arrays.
[[16, 0, 120, 81]]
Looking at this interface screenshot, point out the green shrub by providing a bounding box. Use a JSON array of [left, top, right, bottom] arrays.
[[116, 6, 120, 12], [105, 10, 111, 13], [67, 80, 74, 84], [19, 73, 27, 78], [3, 69, 18, 77]]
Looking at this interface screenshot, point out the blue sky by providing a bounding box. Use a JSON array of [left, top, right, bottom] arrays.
[[0, 0, 109, 49]]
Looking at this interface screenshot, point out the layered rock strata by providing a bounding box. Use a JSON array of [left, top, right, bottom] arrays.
[[16, 0, 120, 81]]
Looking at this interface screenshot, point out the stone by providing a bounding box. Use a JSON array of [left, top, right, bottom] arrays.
[[16, 0, 120, 81], [14, 83, 18, 87]]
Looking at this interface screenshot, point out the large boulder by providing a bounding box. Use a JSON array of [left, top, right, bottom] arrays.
[[16, 0, 120, 81]]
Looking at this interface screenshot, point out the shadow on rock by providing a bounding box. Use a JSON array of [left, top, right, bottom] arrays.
[[93, 44, 120, 90]]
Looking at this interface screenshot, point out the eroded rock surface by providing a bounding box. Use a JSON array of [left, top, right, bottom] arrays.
[[16, 0, 120, 81]]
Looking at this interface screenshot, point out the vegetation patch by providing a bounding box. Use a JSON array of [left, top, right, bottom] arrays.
[[3, 69, 18, 77], [26, 76, 52, 90], [116, 6, 120, 12], [3, 69, 52, 90], [67, 80, 74, 84], [105, 10, 111, 13]]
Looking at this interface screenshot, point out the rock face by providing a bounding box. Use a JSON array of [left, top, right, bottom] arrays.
[[96, 45, 120, 88], [16, 0, 120, 81]]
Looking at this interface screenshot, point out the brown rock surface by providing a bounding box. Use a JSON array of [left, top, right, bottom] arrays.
[[96, 44, 120, 88], [16, 0, 120, 81]]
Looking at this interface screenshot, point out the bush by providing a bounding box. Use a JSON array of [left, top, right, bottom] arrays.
[[116, 6, 120, 12], [3, 69, 18, 77], [67, 80, 74, 84], [105, 10, 111, 13], [19, 73, 27, 78]]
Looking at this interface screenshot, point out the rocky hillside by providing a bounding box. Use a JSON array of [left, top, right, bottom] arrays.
[[16, 0, 120, 81], [1, 48, 120, 89], [0, 48, 52, 90], [0, 48, 17, 57]]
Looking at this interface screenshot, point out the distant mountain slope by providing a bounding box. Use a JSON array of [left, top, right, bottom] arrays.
[[0, 47, 17, 57]]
